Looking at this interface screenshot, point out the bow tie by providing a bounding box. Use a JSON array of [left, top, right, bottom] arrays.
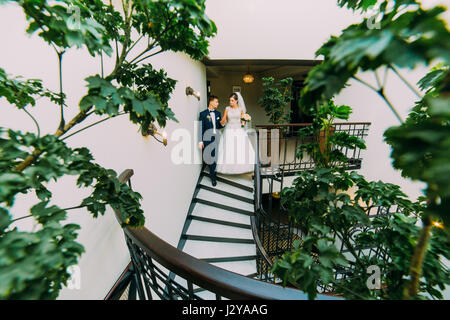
[[208, 110, 215, 112]]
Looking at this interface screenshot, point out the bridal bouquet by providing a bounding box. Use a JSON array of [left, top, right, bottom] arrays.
[[241, 113, 251, 127]]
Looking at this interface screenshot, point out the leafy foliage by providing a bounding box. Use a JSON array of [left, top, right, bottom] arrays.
[[0, 0, 216, 299], [0, 68, 62, 108], [131, 0, 217, 60], [19, 0, 113, 56], [384, 67, 450, 226], [258, 77, 293, 125], [272, 167, 450, 300], [294, 0, 450, 299], [300, 1, 450, 107]]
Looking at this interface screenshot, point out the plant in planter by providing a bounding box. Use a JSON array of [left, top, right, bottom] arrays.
[[257, 77, 293, 173], [0, 0, 216, 299], [297, 100, 365, 168], [258, 77, 293, 126]]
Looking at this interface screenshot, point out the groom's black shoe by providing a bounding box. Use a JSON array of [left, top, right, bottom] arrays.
[[212, 180, 217, 187]]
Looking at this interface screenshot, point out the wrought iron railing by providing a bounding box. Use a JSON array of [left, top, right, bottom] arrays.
[[108, 169, 339, 300], [255, 122, 370, 177], [249, 129, 302, 283]]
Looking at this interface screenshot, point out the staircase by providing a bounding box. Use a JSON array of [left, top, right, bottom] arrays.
[[173, 165, 258, 299]]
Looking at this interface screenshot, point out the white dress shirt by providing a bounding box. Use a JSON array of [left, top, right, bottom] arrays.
[[208, 108, 216, 134]]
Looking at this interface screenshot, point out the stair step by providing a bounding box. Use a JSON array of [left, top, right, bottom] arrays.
[[196, 188, 253, 212], [216, 172, 254, 188], [201, 172, 253, 193], [193, 198, 254, 216], [189, 215, 251, 229], [200, 175, 254, 199], [191, 202, 251, 225], [200, 255, 257, 263], [198, 184, 253, 204], [182, 240, 256, 260], [182, 235, 255, 244], [186, 219, 253, 239]]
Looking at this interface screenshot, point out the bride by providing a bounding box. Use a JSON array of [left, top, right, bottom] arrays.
[[216, 92, 256, 174]]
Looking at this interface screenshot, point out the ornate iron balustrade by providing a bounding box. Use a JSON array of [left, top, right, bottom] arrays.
[[108, 169, 339, 300], [255, 122, 371, 177]]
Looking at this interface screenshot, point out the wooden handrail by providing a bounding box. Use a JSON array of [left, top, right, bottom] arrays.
[[114, 169, 340, 300]]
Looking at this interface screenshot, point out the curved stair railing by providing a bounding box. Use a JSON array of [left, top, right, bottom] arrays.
[[108, 169, 339, 300], [249, 130, 303, 283]]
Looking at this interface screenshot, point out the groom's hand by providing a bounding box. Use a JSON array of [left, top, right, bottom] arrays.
[[198, 142, 204, 149]]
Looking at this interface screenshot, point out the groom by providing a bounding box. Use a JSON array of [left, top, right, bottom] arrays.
[[198, 95, 223, 186]]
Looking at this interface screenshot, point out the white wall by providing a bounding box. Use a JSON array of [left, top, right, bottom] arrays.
[[205, 0, 361, 60], [0, 3, 206, 299]]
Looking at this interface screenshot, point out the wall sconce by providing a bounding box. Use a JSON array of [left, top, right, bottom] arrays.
[[186, 86, 201, 101], [142, 123, 168, 146]]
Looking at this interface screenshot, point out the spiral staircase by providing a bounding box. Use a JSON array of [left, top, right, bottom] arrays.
[[106, 122, 371, 300]]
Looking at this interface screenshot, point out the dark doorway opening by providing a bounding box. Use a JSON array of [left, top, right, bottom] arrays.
[[290, 80, 313, 124]]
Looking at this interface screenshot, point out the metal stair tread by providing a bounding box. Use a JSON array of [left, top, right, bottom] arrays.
[[199, 175, 253, 199], [193, 198, 254, 216], [185, 219, 253, 239], [196, 188, 254, 211], [200, 255, 257, 263], [215, 172, 254, 187], [188, 215, 251, 229], [197, 184, 253, 204], [191, 202, 251, 225], [201, 172, 253, 192], [182, 240, 257, 260], [181, 234, 255, 244]]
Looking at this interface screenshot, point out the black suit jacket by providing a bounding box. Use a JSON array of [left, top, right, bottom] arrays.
[[199, 108, 224, 144]]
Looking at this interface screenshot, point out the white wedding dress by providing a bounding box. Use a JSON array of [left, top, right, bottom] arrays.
[[216, 106, 256, 174]]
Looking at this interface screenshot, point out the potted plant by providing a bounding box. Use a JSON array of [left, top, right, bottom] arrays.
[[258, 77, 293, 173], [297, 100, 362, 168]]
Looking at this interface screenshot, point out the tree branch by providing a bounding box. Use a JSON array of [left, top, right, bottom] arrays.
[[9, 204, 89, 224], [352, 76, 404, 124], [404, 214, 432, 299], [13, 107, 93, 172], [389, 65, 423, 99], [60, 112, 126, 141], [21, 107, 40, 137], [132, 48, 163, 65], [57, 50, 66, 132]]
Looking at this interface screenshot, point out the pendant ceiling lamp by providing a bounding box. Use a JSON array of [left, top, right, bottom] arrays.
[[243, 65, 254, 84]]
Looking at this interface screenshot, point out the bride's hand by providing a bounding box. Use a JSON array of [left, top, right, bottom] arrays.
[[220, 108, 228, 126]]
